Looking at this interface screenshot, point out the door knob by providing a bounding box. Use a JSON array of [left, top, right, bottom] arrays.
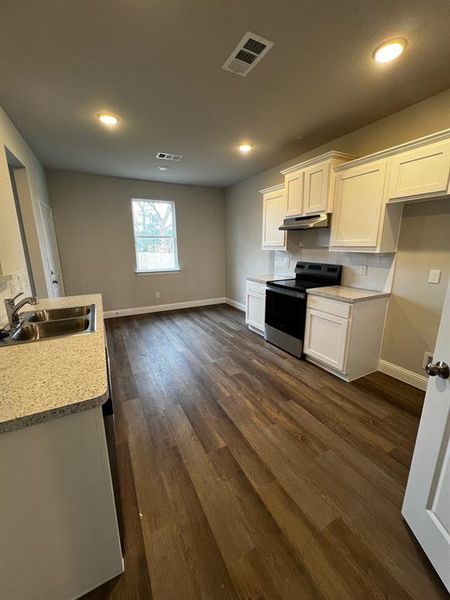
[[426, 361, 450, 379]]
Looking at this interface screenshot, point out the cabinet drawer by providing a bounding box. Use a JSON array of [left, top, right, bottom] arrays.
[[307, 295, 352, 319], [246, 281, 267, 295]]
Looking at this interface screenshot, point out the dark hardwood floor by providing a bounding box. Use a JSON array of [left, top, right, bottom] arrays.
[[84, 304, 446, 600]]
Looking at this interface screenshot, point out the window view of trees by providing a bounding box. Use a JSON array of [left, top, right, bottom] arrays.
[[132, 199, 178, 271]]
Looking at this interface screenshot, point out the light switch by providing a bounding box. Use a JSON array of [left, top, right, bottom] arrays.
[[428, 269, 442, 284]]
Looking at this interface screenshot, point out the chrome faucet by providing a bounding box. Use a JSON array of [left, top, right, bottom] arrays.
[[4, 293, 38, 329]]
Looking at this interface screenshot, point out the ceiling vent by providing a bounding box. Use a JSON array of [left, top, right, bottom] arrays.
[[156, 152, 183, 161], [222, 31, 274, 77]]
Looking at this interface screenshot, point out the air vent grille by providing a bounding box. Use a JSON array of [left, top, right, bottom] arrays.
[[156, 152, 183, 161], [243, 38, 267, 55], [222, 31, 273, 77], [235, 49, 257, 65]]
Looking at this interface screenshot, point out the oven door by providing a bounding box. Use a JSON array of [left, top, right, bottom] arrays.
[[265, 286, 307, 357]]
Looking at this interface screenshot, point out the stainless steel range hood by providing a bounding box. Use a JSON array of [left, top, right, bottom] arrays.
[[279, 213, 331, 231]]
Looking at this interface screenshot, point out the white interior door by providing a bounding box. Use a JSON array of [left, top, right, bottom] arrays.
[[402, 278, 450, 592], [39, 201, 64, 297]]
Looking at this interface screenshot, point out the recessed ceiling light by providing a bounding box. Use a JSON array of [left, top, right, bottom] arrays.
[[238, 143, 253, 153], [96, 112, 119, 126], [373, 39, 406, 63], [157, 166, 169, 171]]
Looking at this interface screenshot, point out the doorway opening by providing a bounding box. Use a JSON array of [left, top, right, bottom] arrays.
[[5, 148, 36, 295]]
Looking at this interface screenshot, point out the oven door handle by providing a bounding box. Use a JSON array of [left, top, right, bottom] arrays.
[[266, 286, 306, 300]]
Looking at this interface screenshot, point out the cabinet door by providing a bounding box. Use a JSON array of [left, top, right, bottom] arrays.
[[303, 162, 330, 214], [304, 308, 349, 372], [330, 160, 387, 248], [262, 189, 286, 249], [246, 290, 265, 331], [285, 170, 304, 217], [388, 140, 450, 200]]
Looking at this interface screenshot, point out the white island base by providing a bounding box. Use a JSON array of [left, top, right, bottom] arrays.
[[0, 406, 123, 599]]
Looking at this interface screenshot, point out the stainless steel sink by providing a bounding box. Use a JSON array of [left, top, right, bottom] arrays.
[[27, 306, 91, 322], [0, 304, 96, 346], [10, 318, 91, 341]]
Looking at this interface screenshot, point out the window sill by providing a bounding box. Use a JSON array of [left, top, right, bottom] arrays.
[[135, 269, 180, 275]]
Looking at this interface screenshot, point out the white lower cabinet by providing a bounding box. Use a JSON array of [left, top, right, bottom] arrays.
[[245, 280, 266, 335], [304, 294, 388, 381], [304, 309, 349, 372]]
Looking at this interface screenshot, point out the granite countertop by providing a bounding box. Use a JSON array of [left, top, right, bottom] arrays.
[[247, 274, 287, 284], [0, 294, 108, 434], [307, 286, 391, 303]]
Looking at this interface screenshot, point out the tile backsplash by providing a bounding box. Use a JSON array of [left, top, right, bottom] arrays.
[[274, 229, 395, 292], [0, 270, 32, 327]]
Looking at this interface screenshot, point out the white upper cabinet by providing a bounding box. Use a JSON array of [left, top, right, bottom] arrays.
[[330, 160, 388, 249], [303, 161, 330, 215], [260, 184, 286, 250], [388, 138, 450, 201], [329, 130, 450, 253], [280, 151, 355, 218], [284, 170, 304, 216]]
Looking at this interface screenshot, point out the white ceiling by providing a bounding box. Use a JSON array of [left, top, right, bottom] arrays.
[[1, 0, 450, 187]]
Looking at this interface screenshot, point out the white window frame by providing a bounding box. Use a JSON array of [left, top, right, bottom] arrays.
[[131, 198, 180, 274]]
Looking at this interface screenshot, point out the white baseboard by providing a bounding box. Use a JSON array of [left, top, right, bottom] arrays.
[[104, 297, 226, 318], [378, 359, 428, 391], [225, 298, 245, 312]]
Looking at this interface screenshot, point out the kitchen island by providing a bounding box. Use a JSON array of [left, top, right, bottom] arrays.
[[0, 294, 123, 599]]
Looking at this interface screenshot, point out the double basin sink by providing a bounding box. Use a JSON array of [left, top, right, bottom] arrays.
[[0, 304, 96, 346]]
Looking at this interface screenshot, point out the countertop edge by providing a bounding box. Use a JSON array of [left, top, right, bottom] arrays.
[[0, 388, 109, 434], [247, 274, 286, 284], [306, 287, 391, 303]]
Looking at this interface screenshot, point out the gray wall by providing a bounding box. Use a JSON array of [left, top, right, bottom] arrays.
[[47, 170, 226, 312], [381, 198, 450, 376], [225, 88, 450, 304]]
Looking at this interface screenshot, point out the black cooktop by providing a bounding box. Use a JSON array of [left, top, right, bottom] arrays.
[[266, 261, 342, 293], [266, 278, 330, 292]]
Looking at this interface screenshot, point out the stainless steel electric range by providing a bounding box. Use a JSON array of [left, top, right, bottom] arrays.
[[265, 261, 342, 358]]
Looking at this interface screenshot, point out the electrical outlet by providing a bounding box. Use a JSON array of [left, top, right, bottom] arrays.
[[155, 291, 161, 299], [275, 254, 290, 267], [422, 350, 433, 370], [428, 269, 442, 284], [359, 265, 368, 276]]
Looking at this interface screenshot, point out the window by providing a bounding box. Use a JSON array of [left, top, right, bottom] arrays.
[[131, 199, 179, 273]]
